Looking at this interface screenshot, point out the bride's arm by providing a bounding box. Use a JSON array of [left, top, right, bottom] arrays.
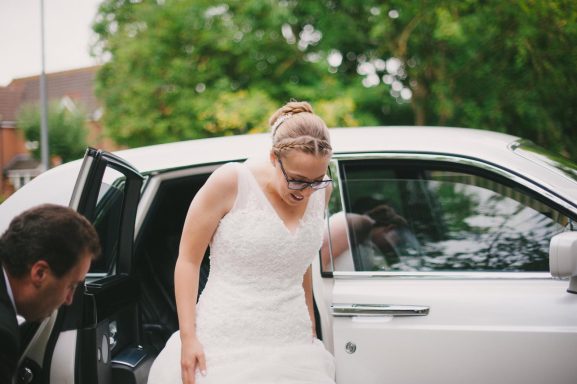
[[175, 163, 238, 384]]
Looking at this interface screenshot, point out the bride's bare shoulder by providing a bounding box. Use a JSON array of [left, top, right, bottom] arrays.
[[200, 162, 240, 197]]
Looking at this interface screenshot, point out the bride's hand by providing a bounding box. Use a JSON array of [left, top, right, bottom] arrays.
[[181, 337, 206, 384]]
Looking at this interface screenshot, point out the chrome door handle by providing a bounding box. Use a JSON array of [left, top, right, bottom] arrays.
[[331, 303, 430, 317]]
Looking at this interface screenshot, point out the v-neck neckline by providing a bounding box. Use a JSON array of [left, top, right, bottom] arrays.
[[241, 162, 312, 235]]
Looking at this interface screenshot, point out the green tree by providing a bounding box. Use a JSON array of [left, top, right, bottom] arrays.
[[301, 0, 577, 157], [93, 0, 363, 147], [17, 102, 89, 164], [93, 0, 577, 160]]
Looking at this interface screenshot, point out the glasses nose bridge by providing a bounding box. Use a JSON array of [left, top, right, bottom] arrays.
[[301, 183, 316, 194]]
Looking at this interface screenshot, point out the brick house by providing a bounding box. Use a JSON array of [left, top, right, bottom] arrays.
[[0, 66, 118, 198]]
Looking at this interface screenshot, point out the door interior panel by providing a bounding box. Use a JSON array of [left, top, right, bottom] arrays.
[[134, 173, 211, 353], [76, 274, 144, 384]]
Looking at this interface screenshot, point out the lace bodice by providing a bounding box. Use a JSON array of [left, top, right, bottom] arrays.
[[195, 162, 326, 359]]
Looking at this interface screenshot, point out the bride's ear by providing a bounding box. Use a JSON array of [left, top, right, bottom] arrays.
[[269, 151, 276, 166]]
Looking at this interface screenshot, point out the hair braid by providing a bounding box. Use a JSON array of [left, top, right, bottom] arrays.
[[269, 101, 332, 158]]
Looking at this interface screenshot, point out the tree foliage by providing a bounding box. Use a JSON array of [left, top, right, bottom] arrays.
[[93, 0, 577, 159], [17, 102, 88, 163]]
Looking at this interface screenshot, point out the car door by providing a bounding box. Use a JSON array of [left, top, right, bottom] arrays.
[[17, 148, 144, 384], [318, 154, 577, 384]]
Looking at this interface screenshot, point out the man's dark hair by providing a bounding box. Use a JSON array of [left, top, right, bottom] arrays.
[[0, 204, 101, 278], [366, 204, 408, 228]]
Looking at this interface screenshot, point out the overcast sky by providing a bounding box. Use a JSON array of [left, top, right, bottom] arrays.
[[0, 0, 103, 86]]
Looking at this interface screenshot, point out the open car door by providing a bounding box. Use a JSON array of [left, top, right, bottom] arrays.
[[17, 148, 146, 384]]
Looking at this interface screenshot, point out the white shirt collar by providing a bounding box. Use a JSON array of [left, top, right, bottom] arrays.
[[2, 266, 25, 325], [2, 266, 17, 313]]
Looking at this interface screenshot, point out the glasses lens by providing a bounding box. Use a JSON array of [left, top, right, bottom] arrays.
[[311, 180, 332, 190], [287, 179, 332, 190], [287, 181, 309, 190]]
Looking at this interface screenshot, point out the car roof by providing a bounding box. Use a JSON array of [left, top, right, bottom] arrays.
[[111, 126, 577, 204], [113, 126, 520, 173]]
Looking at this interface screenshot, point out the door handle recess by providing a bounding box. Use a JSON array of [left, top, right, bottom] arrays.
[[331, 303, 429, 317]]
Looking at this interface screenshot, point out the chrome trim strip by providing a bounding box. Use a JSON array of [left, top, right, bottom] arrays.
[[69, 155, 94, 210], [332, 271, 552, 280], [86, 272, 107, 280], [332, 303, 430, 317], [327, 159, 347, 273]]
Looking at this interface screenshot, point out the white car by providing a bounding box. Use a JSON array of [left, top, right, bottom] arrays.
[[1, 127, 576, 384]]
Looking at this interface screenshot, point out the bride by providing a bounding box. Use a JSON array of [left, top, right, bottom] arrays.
[[147, 101, 336, 384]]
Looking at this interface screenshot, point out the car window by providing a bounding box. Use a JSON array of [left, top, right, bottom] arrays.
[[89, 167, 126, 275], [327, 160, 573, 273]]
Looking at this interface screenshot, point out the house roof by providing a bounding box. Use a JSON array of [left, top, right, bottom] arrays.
[[0, 66, 101, 122], [2, 154, 41, 174], [0, 86, 23, 125]]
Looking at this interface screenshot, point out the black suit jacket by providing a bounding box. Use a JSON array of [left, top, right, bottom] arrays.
[[0, 264, 19, 384]]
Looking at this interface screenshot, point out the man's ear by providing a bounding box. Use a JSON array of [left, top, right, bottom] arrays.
[[30, 260, 50, 288]]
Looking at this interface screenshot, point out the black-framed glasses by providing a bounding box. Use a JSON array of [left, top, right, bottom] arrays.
[[277, 158, 333, 190]]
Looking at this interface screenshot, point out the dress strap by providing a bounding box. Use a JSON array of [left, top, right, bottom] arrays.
[[309, 186, 327, 219], [228, 162, 254, 212]]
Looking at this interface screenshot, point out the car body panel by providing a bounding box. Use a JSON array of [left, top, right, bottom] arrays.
[[331, 278, 577, 384]]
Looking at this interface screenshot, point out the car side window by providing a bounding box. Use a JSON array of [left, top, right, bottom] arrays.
[[89, 167, 126, 274], [328, 160, 572, 273]]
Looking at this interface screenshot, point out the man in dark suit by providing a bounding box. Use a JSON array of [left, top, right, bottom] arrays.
[[0, 204, 100, 383]]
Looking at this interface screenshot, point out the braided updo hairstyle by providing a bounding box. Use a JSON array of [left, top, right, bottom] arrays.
[[269, 101, 332, 158]]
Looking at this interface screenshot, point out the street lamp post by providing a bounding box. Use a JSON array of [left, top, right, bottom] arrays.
[[39, 0, 49, 171], [0, 114, 4, 195]]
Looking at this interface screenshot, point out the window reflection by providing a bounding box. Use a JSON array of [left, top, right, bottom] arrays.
[[89, 168, 126, 275], [327, 165, 571, 273]]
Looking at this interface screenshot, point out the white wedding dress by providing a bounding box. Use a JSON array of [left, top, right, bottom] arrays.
[[147, 162, 336, 384]]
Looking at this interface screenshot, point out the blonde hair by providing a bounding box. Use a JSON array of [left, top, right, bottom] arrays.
[[269, 101, 332, 158]]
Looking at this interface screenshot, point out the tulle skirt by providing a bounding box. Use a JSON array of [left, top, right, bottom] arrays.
[[147, 331, 335, 384]]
